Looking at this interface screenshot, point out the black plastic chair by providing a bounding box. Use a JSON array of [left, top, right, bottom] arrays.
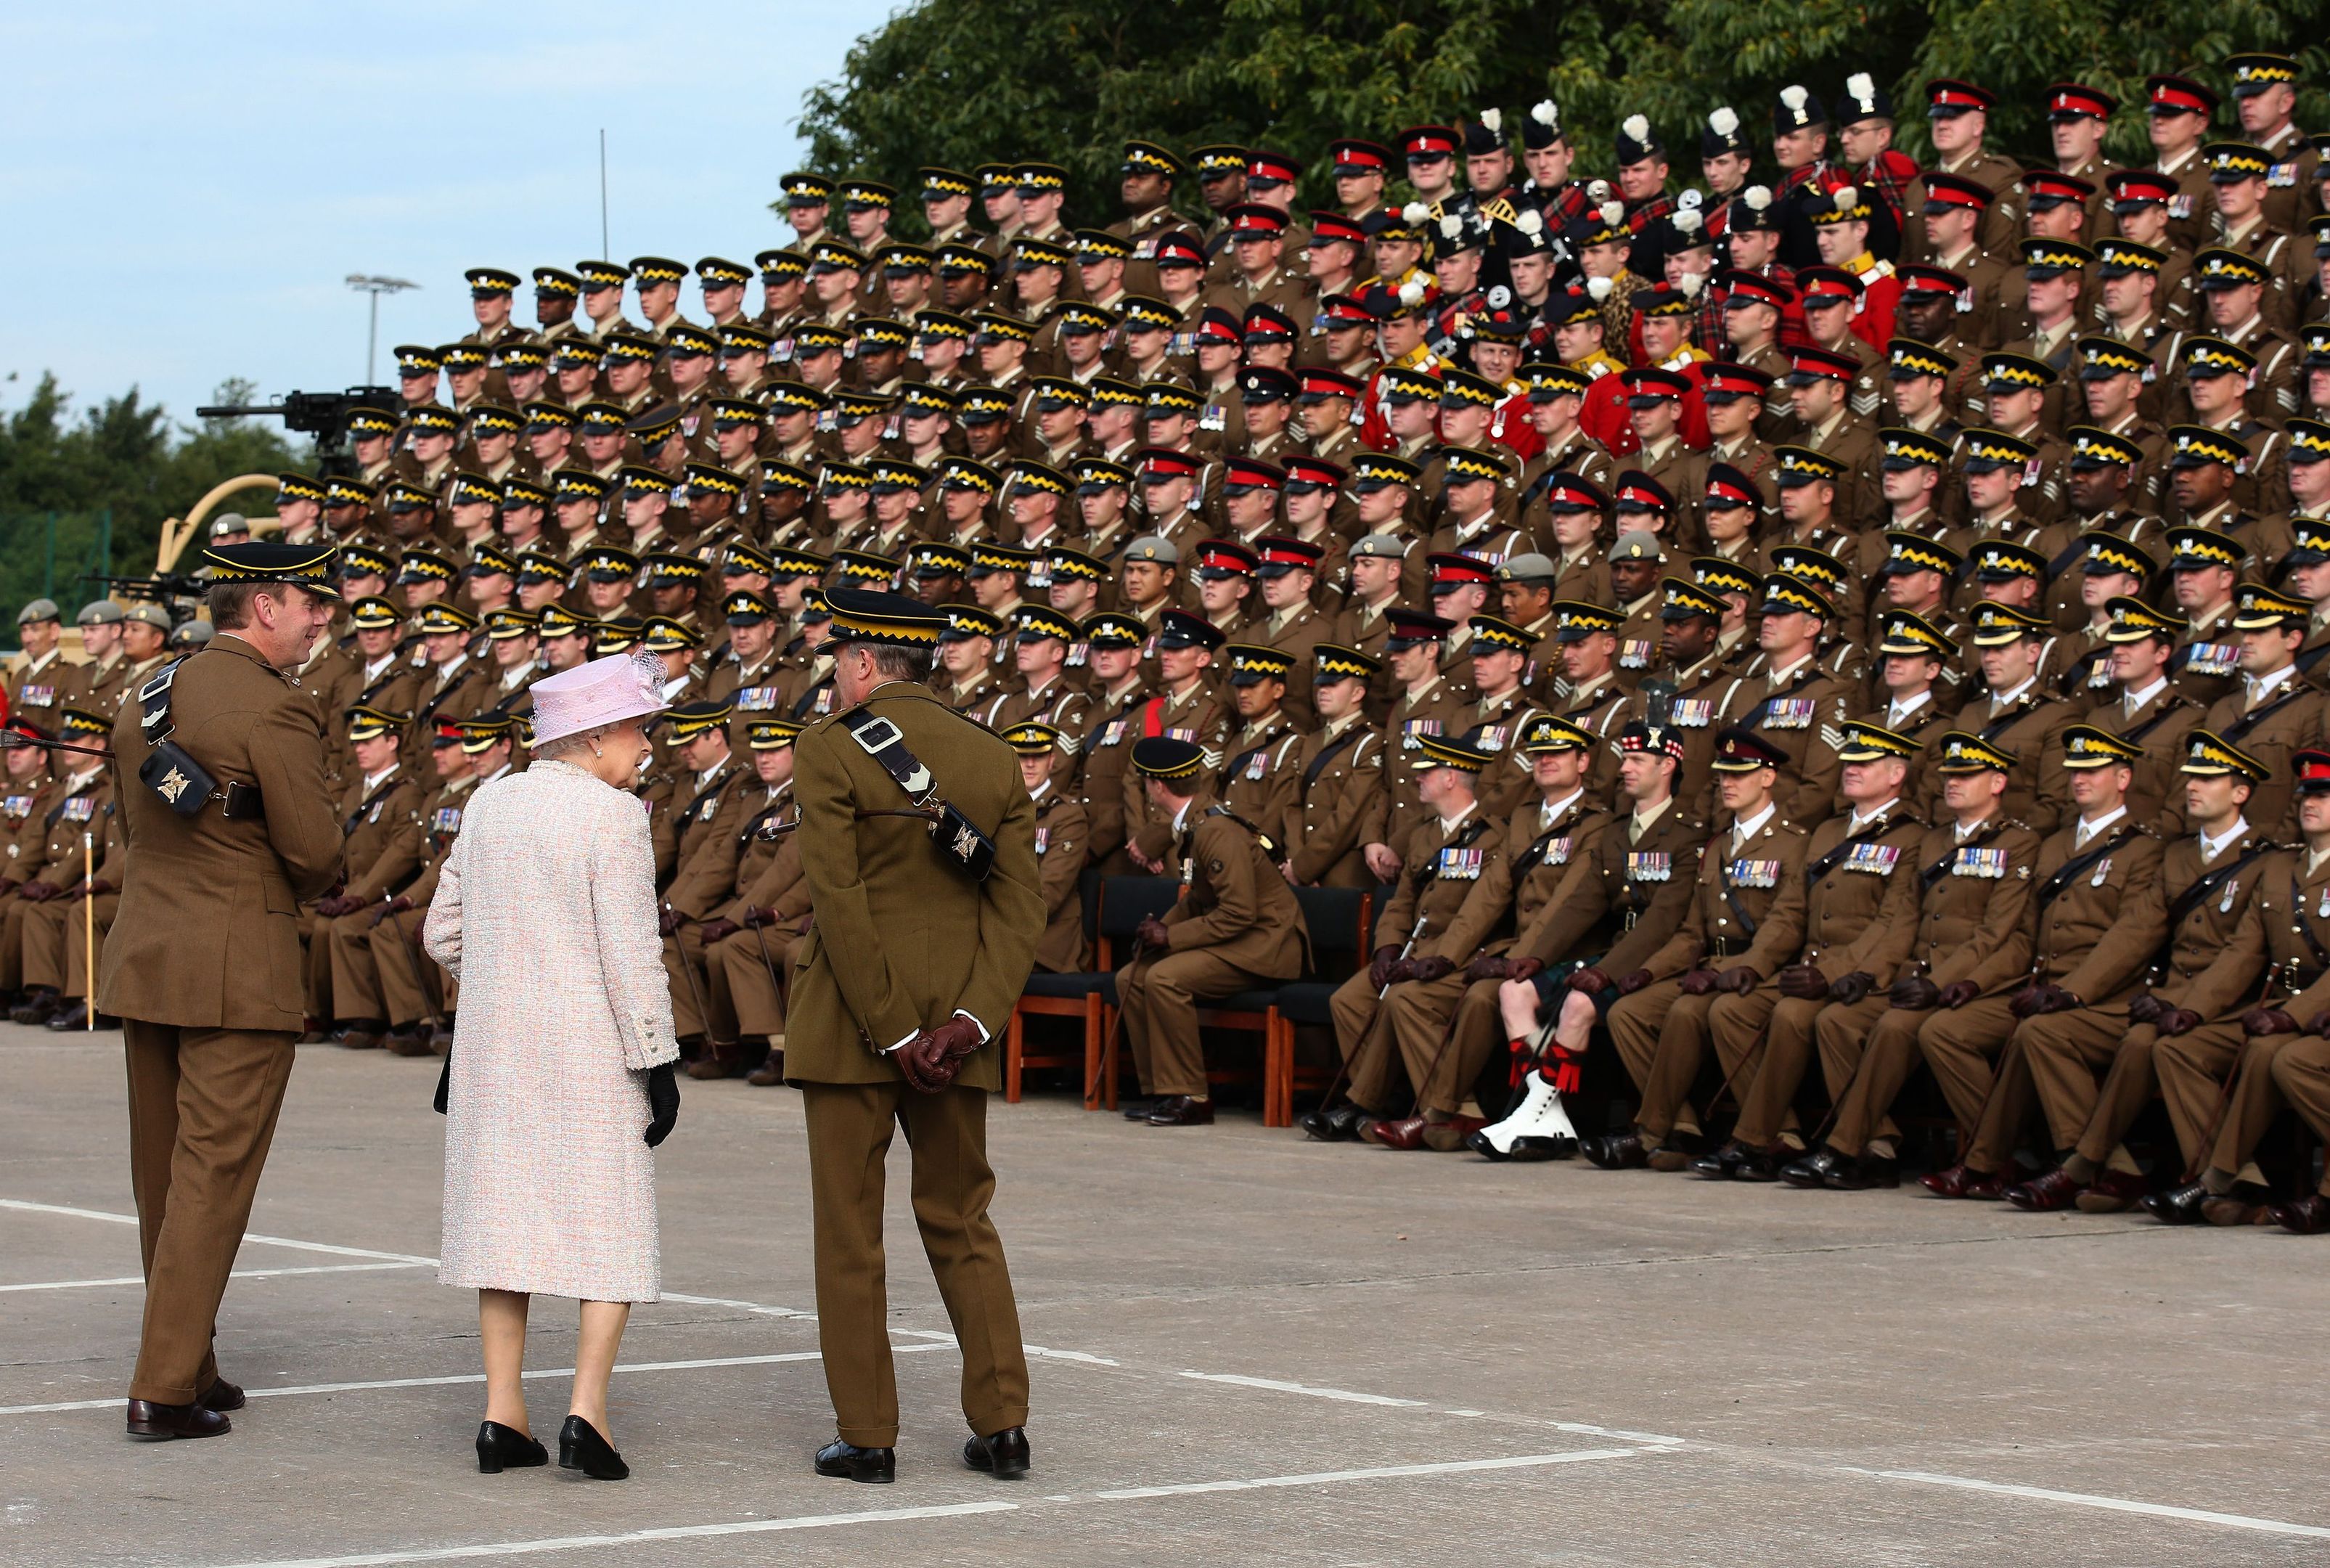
[[1256, 886, 1374, 1124], [1009, 875, 1179, 1108]]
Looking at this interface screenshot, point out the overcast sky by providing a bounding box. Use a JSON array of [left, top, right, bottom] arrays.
[[0, 3, 871, 430]]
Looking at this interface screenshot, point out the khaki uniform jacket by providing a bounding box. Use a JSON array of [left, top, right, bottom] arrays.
[[1640, 809, 1810, 979], [1511, 800, 1706, 975], [1217, 717, 1302, 835], [337, 767, 427, 903], [99, 637, 343, 1031], [1365, 682, 1475, 859], [1866, 816, 2042, 994], [4, 650, 75, 725], [719, 785, 811, 933], [1709, 661, 1856, 826], [1121, 683, 1232, 863], [1029, 788, 1090, 973], [2093, 683, 2203, 832], [1373, 807, 1504, 963], [0, 775, 62, 881], [2245, 848, 2330, 1012], [786, 682, 1042, 1087], [1944, 687, 2077, 837], [1741, 802, 1926, 977], [385, 771, 483, 913], [1457, 690, 1552, 820], [2147, 829, 2276, 1016], [2029, 818, 2167, 1001], [1285, 721, 1383, 886], [661, 756, 756, 919], [1452, 795, 1611, 959], [1076, 680, 1150, 861], [2196, 679, 2326, 841], [1158, 803, 1308, 975], [25, 767, 110, 889]]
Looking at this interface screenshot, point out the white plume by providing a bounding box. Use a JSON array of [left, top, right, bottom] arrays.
[[1402, 201, 1432, 225], [1709, 107, 1739, 136], [1399, 278, 1427, 307], [1487, 284, 1512, 307], [1598, 200, 1624, 226], [1622, 113, 1651, 142], [1744, 184, 1773, 211], [1479, 107, 1503, 133], [1440, 213, 1464, 238], [1781, 84, 1809, 111], [1586, 275, 1614, 301], [1847, 71, 1875, 102], [1531, 99, 1559, 127], [1678, 188, 1704, 210], [1514, 208, 1544, 236], [1674, 205, 1703, 234], [1834, 185, 1860, 212], [1586, 179, 1612, 202], [1677, 271, 1706, 298]]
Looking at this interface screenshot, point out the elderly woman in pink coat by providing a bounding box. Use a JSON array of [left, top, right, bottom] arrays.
[[425, 652, 680, 1482]]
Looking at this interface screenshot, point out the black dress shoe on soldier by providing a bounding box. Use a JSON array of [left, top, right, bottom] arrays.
[[557, 1415, 629, 1480], [1299, 1103, 1367, 1141], [2141, 1181, 2210, 1225], [1825, 1153, 1900, 1191], [1582, 1135, 1648, 1169], [11, 988, 59, 1026], [1779, 1149, 1837, 1188], [814, 1437, 895, 1483], [126, 1399, 231, 1440], [1119, 1097, 1160, 1120], [476, 1419, 548, 1473], [45, 1001, 89, 1031], [1688, 1142, 1749, 1179], [198, 1376, 245, 1412], [963, 1426, 1031, 1477], [1736, 1146, 1791, 1182], [1147, 1095, 1214, 1126]]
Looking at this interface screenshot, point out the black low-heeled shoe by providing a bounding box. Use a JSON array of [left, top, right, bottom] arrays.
[[477, 1420, 548, 1474], [557, 1415, 629, 1480], [814, 1437, 895, 1482]]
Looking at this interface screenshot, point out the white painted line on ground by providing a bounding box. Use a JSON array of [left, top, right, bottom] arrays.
[[0, 1198, 438, 1265], [1086, 1446, 1654, 1499], [197, 1500, 1021, 1568], [1849, 1468, 2330, 1540], [658, 1289, 813, 1319], [0, 1347, 949, 1417], [0, 1262, 422, 1294], [1178, 1370, 1427, 1407]]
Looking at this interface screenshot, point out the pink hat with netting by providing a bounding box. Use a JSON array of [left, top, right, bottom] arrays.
[[529, 651, 667, 746]]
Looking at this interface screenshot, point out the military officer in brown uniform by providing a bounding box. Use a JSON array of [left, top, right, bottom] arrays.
[[299, 705, 425, 1037], [97, 543, 343, 1440], [1950, 603, 2078, 833], [653, 699, 756, 1076], [1071, 612, 1151, 871], [1006, 722, 1091, 973], [697, 718, 810, 1086], [1783, 730, 2043, 1189], [2190, 585, 2326, 838], [1113, 735, 1307, 1125], [2090, 595, 2205, 830], [1707, 575, 1856, 825], [1696, 721, 1929, 1177], [7, 707, 115, 1026], [785, 589, 1042, 1484], [1921, 724, 2167, 1199], [1285, 645, 1386, 887], [1996, 729, 2276, 1212], [1586, 729, 1810, 1169]]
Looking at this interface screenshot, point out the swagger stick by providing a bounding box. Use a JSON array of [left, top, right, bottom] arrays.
[[82, 831, 94, 1032]]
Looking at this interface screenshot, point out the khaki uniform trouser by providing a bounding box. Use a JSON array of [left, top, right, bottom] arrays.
[[2196, 1031, 2309, 1183], [1119, 947, 1290, 1100], [122, 1021, 296, 1405], [2269, 1034, 2330, 1197], [1605, 979, 1714, 1142], [371, 907, 454, 1029], [23, 891, 115, 994], [707, 925, 804, 1040], [801, 1080, 1029, 1447]]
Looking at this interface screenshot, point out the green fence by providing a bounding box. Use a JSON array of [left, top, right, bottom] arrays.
[[0, 511, 116, 654]]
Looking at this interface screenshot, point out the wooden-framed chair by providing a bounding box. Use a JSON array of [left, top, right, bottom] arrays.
[[1006, 875, 1180, 1108], [1002, 869, 1104, 1103], [1256, 886, 1374, 1126]]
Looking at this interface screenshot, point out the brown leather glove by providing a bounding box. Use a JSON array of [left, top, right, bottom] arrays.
[[1828, 971, 1876, 1005], [698, 918, 740, 944], [1135, 915, 1172, 950], [2245, 1007, 2300, 1037], [86, 878, 113, 898], [2309, 1009, 2330, 1037], [2154, 1008, 2203, 1037], [1719, 965, 1759, 995], [1937, 979, 1982, 1009], [1778, 964, 1831, 1001], [384, 894, 414, 915], [1406, 955, 1455, 982], [1368, 945, 1403, 989], [18, 882, 53, 903], [1466, 955, 1512, 982], [1889, 974, 1941, 1010], [1568, 965, 1611, 995], [1507, 955, 1545, 982], [2125, 991, 2166, 1025], [893, 1034, 952, 1095], [1677, 968, 1720, 996], [656, 907, 682, 936], [1616, 968, 1655, 995]]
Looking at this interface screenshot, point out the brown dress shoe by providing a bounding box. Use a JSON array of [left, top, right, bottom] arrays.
[[686, 1044, 736, 1081], [1146, 1095, 1214, 1125], [2203, 1193, 2271, 1226], [2073, 1168, 2148, 1213], [199, 1377, 245, 1413], [384, 1029, 435, 1057], [745, 1049, 787, 1087], [1365, 1114, 1429, 1150], [2271, 1194, 2330, 1234], [2005, 1168, 2082, 1211], [333, 1026, 384, 1050], [1420, 1114, 1489, 1151], [1919, 1162, 1991, 1198], [1646, 1144, 1693, 1172], [126, 1400, 231, 1440]]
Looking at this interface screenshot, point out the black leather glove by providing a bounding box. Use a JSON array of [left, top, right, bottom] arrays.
[[1677, 968, 1720, 996], [1720, 965, 1760, 995], [1937, 979, 1982, 1009], [2155, 1007, 2203, 1037], [2012, 984, 2078, 1018], [1828, 971, 1875, 1005], [2245, 1007, 2300, 1037], [2125, 991, 2167, 1026], [1407, 955, 1455, 982], [1368, 944, 1403, 989], [433, 1047, 451, 1116], [1466, 955, 1512, 982], [1616, 968, 1655, 995], [1778, 964, 1831, 1001], [1889, 975, 1942, 1010], [643, 1063, 680, 1146]]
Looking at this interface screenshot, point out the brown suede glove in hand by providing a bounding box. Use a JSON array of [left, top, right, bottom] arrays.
[[1677, 968, 1720, 996], [1937, 979, 1982, 1009], [698, 919, 740, 944], [1466, 955, 1511, 982], [896, 1016, 986, 1095], [1719, 965, 1759, 995], [1616, 968, 1655, 995], [1778, 964, 1830, 1001], [1135, 915, 1172, 950], [1889, 975, 1940, 1010], [1368, 945, 1404, 989], [1828, 971, 1875, 1005], [1405, 955, 1455, 982], [1567, 965, 1611, 995], [1507, 956, 1544, 982], [2245, 1007, 2300, 1037]]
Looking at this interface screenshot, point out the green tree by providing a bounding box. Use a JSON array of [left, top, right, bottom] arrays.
[[797, 0, 2330, 224], [0, 374, 304, 637]]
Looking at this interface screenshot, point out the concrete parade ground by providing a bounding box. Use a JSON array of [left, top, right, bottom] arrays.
[[4, 1021, 2327, 1567]]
